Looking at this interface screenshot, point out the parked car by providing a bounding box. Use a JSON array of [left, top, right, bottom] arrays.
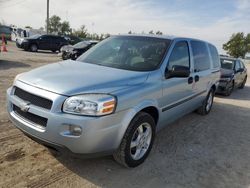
[[63, 35, 83, 45], [19, 34, 69, 52], [7, 35, 220, 167], [61, 40, 98, 60], [217, 56, 247, 96]]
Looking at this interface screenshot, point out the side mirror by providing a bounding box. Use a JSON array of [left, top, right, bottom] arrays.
[[165, 65, 190, 79], [235, 68, 243, 73]]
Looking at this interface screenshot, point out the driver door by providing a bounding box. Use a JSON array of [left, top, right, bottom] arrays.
[[159, 41, 194, 127]]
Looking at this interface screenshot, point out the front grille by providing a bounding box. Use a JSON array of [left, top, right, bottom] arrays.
[[14, 87, 53, 110], [13, 104, 48, 127]]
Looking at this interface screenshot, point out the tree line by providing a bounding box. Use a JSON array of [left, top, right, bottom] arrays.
[[45, 15, 164, 40], [223, 32, 250, 58]]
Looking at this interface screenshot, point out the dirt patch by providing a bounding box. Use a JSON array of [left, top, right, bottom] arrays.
[[4, 149, 26, 162]]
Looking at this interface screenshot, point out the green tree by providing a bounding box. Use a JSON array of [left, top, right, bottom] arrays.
[[25, 26, 32, 29], [149, 30, 154, 34], [46, 15, 61, 34], [245, 33, 250, 53], [60, 21, 71, 35], [223, 32, 250, 58], [73, 25, 88, 38], [156, 31, 163, 35]]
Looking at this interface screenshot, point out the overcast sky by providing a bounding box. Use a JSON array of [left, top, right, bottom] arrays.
[[0, 0, 250, 53]]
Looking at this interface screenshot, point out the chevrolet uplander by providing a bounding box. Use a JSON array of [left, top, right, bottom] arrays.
[[7, 35, 220, 167]]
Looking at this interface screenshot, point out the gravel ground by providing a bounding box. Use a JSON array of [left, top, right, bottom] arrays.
[[0, 42, 250, 188]]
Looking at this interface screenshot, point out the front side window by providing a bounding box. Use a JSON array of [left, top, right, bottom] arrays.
[[240, 61, 245, 69], [191, 41, 211, 72], [77, 36, 171, 71], [168, 41, 190, 70], [220, 59, 235, 70], [235, 61, 241, 71], [208, 44, 220, 68]]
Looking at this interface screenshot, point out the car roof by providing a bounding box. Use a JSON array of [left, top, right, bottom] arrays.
[[114, 34, 213, 45], [220, 55, 238, 61]]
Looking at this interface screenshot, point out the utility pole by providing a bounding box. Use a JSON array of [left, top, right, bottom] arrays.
[[46, 0, 49, 34]]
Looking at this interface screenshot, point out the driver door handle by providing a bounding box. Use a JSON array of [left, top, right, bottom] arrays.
[[188, 77, 193, 84], [194, 75, 199, 82]]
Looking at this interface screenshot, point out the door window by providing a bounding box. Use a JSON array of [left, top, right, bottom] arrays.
[[235, 61, 241, 72], [208, 44, 220, 68], [240, 61, 245, 69], [167, 41, 190, 70], [191, 41, 210, 72]]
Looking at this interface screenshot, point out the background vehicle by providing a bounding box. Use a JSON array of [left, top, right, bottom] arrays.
[[63, 35, 83, 45], [217, 56, 248, 96], [61, 40, 98, 60], [20, 34, 69, 52], [7, 35, 220, 167]]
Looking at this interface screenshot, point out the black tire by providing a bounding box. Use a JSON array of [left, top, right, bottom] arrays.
[[62, 53, 68, 60], [113, 112, 156, 168], [29, 44, 38, 52], [225, 81, 234, 96], [196, 88, 214, 115], [239, 76, 247, 89]]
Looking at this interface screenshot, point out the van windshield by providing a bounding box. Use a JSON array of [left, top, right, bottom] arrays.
[[77, 36, 171, 71]]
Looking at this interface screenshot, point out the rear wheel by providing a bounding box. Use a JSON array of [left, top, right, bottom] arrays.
[[239, 76, 247, 89], [196, 88, 214, 115], [113, 112, 155, 168], [29, 44, 38, 52]]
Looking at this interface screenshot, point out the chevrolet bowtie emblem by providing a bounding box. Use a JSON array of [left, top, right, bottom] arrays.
[[20, 101, 31, 112]]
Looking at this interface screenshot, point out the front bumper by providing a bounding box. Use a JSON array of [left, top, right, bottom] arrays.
[[7, 81, 131, 155], [216, 80, 231, 94]]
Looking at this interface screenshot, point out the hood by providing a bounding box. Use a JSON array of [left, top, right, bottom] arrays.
[[17, 60, 149, 95], [220, 68, 234, 78]]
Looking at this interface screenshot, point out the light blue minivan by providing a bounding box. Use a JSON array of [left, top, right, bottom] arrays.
[[7, 35, 220, 167]]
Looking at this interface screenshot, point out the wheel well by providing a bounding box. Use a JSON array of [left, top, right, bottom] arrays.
[[140, 106, 159, 125], [211, 84, 216, 92], [29, 43, 37, 48]]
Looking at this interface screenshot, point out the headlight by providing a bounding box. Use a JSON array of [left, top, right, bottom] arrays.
[[63, 94, 116, 116]]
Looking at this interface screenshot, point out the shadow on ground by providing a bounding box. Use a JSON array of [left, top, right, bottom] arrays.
[[216, 85, 250, 101], [54, 100, 250, 188], [0, 60, 30, 70]]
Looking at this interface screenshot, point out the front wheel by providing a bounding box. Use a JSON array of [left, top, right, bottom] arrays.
[[196, 89, 214, 115], [113, 112, 155, 168], [29, 44, 38, 52], [225, 81, 234, 96]]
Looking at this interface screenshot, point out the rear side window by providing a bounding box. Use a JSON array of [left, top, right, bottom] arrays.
[[168, 41, 190, 70], [191, 41, 210, 72], [208, 44, 220, 68]]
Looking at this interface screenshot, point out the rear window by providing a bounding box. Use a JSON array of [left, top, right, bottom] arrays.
[[191, 41, 211, 72], [208, 44, 220, 68]]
